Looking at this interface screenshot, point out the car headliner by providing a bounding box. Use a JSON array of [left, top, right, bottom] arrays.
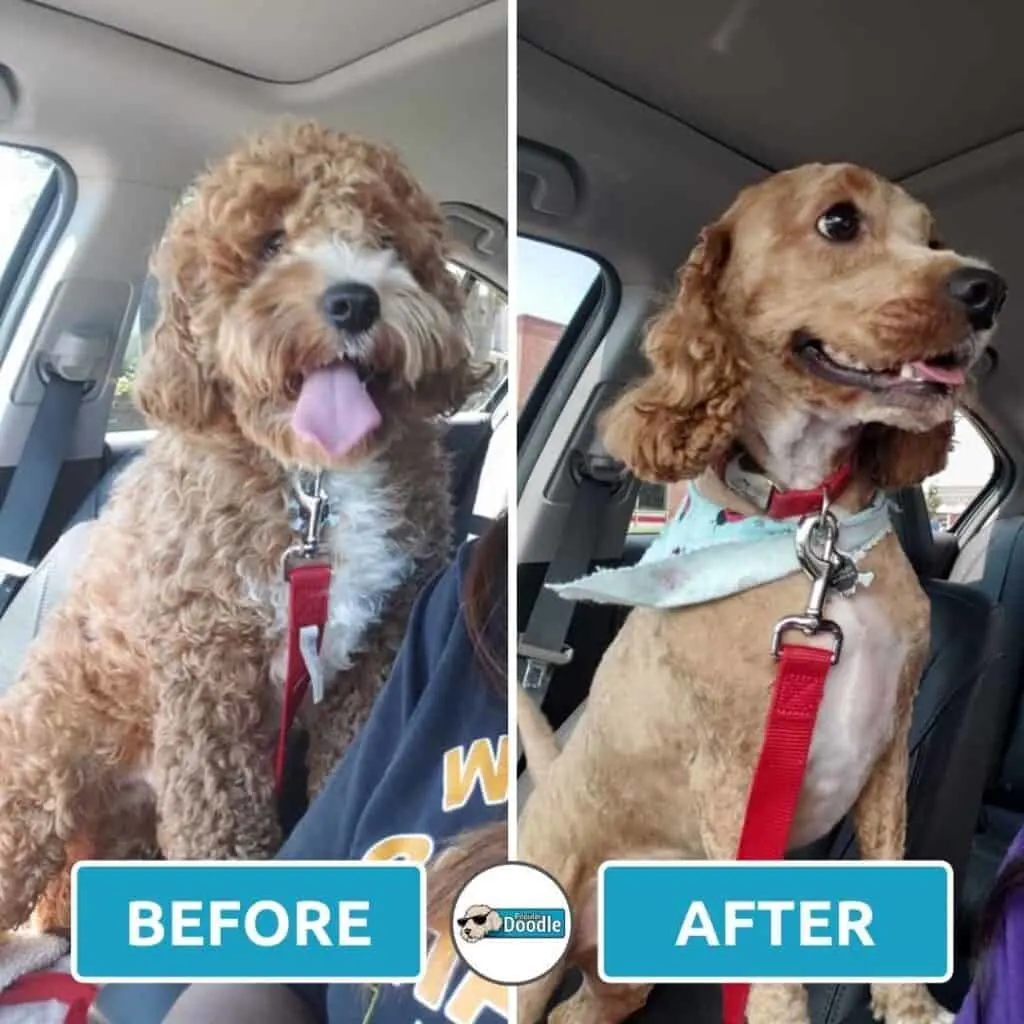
[[518, 0, 1024, 493], [32, 0, 491, 84]]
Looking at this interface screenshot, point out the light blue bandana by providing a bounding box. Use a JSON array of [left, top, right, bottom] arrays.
[[550, 484, 894, 610]]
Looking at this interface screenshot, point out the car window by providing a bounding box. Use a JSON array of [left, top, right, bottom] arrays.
[[450, 262, 508, 412], [0, 146, 57, 320], [106, 261, 507, 435], [517, 238, 600, 410], [924, 412, 996, 532], [107, 308, 146, 433]]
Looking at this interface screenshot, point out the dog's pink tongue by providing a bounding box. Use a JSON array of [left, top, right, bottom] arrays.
[[908, 360, 966, 386], [291, 362, 381, 457]]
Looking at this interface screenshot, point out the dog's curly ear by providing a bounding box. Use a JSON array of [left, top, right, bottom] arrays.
[[855, 421, 954, 489], [601, 223, 746, 482], [133, 284, 224, 433], [485, 909, 502, 933]]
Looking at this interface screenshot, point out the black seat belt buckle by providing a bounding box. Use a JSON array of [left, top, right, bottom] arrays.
[[517, 638, 574, 692]]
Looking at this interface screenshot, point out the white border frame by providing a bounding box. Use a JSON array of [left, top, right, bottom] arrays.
[[70, 859, 426, 985], [596, 859, 954, 985]]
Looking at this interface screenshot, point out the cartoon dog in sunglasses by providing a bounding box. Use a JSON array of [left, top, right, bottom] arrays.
[[457, 904, 502, 942]]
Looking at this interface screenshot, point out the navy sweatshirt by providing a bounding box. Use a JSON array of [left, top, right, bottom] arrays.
[[284, 538, 509, 1024]]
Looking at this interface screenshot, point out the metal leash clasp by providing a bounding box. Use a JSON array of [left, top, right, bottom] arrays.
[[281, 469, 329, 577], [770, 496, 846, 664]]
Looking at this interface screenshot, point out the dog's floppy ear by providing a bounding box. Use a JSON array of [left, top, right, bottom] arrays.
[[855, 421, 954, 489], [601, 223, 746, 482], [485, 909, 502, 933], [133, 278, 225, 433]]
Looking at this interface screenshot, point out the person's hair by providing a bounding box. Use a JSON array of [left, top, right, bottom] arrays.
[[973, 852, 1024, 1018], [462, 513, 507, 692]]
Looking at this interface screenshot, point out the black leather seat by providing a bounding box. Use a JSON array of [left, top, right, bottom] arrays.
[[536, 489, 1004, 1023], [947, 515, 1024, 959]]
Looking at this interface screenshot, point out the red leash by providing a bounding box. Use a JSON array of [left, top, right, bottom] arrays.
[[274, 561, 331, 791], [714, 474, 848, 1024], [273, 471, 334, 792], [721, 643, 834, 1024]]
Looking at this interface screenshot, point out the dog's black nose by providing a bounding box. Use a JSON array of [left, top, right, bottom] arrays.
[[946, 267, 1006, 330], [321, 282, 381, 334]]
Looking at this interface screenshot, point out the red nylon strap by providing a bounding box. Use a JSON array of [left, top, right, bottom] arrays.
[[722, 461, 853, 523], [274, 561, 331, 792], [721, 643, 834, 1024], [0, 971, 98, 1024]]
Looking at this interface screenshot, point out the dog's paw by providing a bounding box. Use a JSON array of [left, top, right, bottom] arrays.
[[879, 1012, 953, 1024], [870, 984, 953, 1024]]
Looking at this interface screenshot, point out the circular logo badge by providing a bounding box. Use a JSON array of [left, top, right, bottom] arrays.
[[451, 861, 572, 985]]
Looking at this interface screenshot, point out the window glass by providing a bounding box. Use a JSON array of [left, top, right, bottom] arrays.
[[449, 263, 508, 412], [0, 146, 56, 292], [451, 262, 509, 519], [517, 238, 600, 410], [107, 311, 147, 433], [924, 412, 996, 531]]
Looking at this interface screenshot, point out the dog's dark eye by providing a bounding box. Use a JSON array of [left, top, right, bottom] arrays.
[[378, 230, 395, 248], [816, 202, 861, 242], [261, 230, 286, 259]]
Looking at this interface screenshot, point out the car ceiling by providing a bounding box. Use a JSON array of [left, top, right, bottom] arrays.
[[522, 0, 1024, 180], [2, 0, 506, 226], [518, 0, 1024, 489], [32, 0, 490, 83]]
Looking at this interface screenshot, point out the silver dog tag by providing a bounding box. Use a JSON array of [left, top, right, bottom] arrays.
[[830, 553, 860, 597]]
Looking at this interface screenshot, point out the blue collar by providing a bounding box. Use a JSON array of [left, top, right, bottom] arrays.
[[551, 483, 893, 610]]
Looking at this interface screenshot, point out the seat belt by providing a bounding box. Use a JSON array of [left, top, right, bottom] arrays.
[[0, 372, 87, 614], [517, 454, 623, 707]]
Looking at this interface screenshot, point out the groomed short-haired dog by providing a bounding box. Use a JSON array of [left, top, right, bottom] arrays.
[[0, 119, 485, 934], [435, 163, 1005, 1024]]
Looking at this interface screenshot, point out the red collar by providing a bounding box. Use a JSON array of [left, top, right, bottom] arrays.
[[717, 452, 853, 522]]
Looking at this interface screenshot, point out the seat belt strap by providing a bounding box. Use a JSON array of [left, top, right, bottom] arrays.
[[517, 472, 618, 707], [0, 373, 86, 612]]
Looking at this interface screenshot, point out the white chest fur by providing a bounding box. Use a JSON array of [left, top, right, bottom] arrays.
[[253, 460, 415, 692], [789, 589, 909, 848]]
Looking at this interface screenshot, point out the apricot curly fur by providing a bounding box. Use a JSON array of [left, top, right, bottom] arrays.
[[0, 119, 480, 932], [602, 225, 748, 482]]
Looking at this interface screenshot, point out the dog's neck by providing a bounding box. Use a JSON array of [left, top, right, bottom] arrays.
[[701, 402, 876, 517]]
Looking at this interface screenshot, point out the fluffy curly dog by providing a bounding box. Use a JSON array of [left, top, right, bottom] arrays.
[[0, 120, 483, 934], [505, 164, 1005, 1024]]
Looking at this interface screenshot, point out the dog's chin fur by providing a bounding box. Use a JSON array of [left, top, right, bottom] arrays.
[[0, 120, 478, 936]]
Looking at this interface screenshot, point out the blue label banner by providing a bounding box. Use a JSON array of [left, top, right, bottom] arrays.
[[72, 861, 424, 983], [487, 908, 567, 939], [599, 861, 951, 983]]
